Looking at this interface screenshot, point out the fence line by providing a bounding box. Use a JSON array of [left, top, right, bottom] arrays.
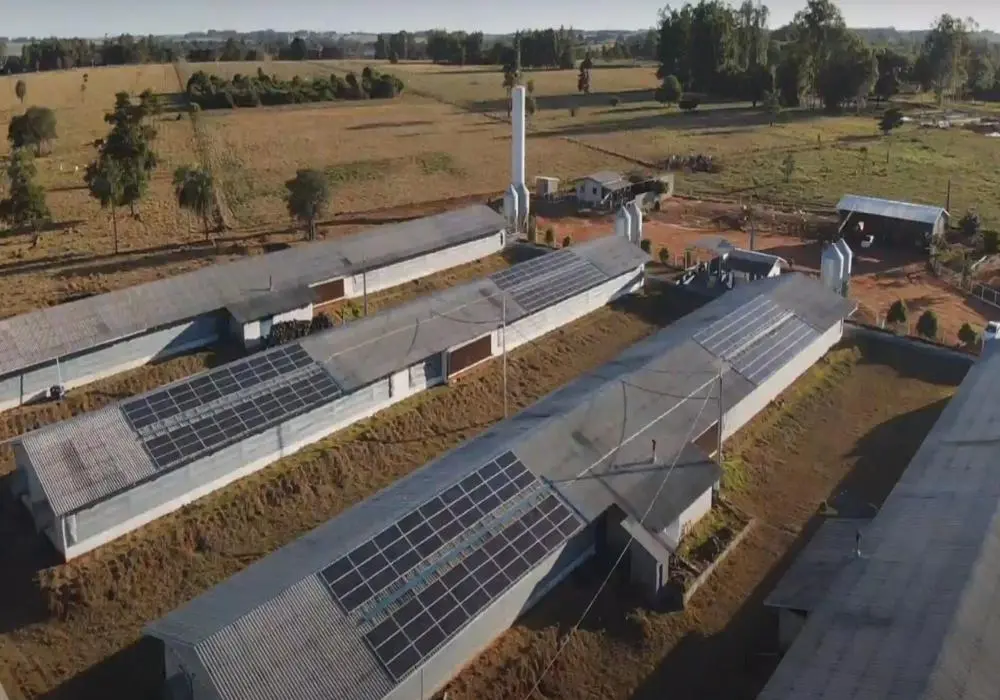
[[934, 265, 1000, 310]]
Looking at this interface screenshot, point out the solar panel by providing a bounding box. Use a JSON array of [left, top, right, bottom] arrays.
[[728, 316, 818, 384], [490, 248, 581, 292], [318, 451, 582, 682], [121, 344, 315, 431], [693, 297, 794, 359], [508, 258, 609, 314], [141, 365, 339, 471], [360, 491, 581, 681]]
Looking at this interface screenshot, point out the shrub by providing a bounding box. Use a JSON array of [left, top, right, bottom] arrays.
[[655, 75, 682, 105], [886, 299, 908, 328], [544, 227, 556, 246], [959, 209, 982, 238], [640, 238, 652, 253], [609, 96, 620, 107], [678, 95, 700, 111], [562, 235, 572, 247], [958, 322, 979, 347], [916, 310, 939, 340], [658, 247, 670, 265]]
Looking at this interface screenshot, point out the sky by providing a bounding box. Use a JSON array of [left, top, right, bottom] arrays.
[[3, 0, 997, 39]]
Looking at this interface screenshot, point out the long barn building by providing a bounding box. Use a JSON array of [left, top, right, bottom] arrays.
[[11, 236, 648, 560], [144, 273, 855, 700], [0, 205, 507, 412]]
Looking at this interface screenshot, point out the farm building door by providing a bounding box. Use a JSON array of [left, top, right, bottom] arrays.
[[448, 335, 492, 377], [311, 279, 346, 307]]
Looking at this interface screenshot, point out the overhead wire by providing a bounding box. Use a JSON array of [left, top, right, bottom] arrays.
[[518, 365, 720, 700]]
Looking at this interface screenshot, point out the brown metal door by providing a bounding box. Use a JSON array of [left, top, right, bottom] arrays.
[[448, 335, 492, 376], [311, 279, 346, 306]]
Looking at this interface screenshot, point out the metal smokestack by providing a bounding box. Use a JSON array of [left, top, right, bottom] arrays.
[[512, 86, 526, 187]]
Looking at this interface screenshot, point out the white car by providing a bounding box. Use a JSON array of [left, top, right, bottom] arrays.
[[985, 322, 1000, 342]]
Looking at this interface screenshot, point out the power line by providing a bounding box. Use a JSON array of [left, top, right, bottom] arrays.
[[518, 367, 720, 700]]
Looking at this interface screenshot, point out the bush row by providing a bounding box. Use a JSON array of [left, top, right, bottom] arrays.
[[186, 66, 405, 110]]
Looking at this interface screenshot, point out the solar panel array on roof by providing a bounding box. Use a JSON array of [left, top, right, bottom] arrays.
[[319, 450, 583, 681], [122, 344, 342, 472], [490, 249, 609, 314]]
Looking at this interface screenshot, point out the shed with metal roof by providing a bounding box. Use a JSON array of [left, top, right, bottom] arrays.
[[0, 205, 508, 412], [141, 273, 856, 700], [836, 194, 948, 248], [10, 236, 648, 560], [575, 171, 630, 208]]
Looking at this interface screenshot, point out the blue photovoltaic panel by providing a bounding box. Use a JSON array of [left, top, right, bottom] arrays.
[[139, 365, 340, 471], [121, 344, 315, 431], [728, 316, 818, 384], [490, 249, 580, 292], [319, 451, 584, 682], [491, 250, 609, 315], [693, 297, 793, 359]]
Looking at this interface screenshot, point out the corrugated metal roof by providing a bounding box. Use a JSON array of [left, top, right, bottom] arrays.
[[0, 205, 505, 378], [301, 237, 649, 392], [21, 409, 155, 516], [145, 274, 855, 700], [763, 517, 870, 612], [757, 345, 996, 700], [18, 237, 646, 518], [836, 194, 948, 225]]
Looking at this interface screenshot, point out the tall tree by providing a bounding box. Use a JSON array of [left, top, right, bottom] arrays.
[[578, 53, 593, 94], [288, 36, 308, 61], [874, 47, 912, 103], [0, 149, 51, 247], [284, 169, 330, 241], [920, 15, 971, 103], [88, 91, 159, 218], [85, 157, 126, 254], [791, 0, 848, 98], [173, 166, 217, 239]]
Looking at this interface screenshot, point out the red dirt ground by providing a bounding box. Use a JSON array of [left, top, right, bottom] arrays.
[[540, 198, 1000, 344]]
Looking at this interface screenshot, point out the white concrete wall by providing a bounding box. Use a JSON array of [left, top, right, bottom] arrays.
[[0, 316, 220, 412], [385, 532, 594, 700], [240, 304, 314, 350], [722, 321, 843, 441], [343, 233, 503, 299], [575, 180, 603, 206], [496, 269, 644, 355], [661, 487, 714, 551]]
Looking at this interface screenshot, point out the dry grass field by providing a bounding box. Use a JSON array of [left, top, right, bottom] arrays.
[[0, 289, 698, 700]]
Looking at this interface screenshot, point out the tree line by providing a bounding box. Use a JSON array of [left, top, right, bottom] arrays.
[[653, 0, 1000, 109], [185, 66, 404, 109]]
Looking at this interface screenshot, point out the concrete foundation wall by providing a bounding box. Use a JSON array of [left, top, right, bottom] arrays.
[[0, 315, 220, 412], [722, 321, 843, 441], [344, 233, 503, 299], [777, 608, 808, 652]]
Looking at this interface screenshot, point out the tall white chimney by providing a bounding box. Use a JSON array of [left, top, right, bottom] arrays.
[[506, 85, 530, 232], [512, 86, 526, 187]]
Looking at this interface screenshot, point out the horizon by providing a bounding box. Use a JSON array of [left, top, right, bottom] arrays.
[[3, 0, 998, 40]]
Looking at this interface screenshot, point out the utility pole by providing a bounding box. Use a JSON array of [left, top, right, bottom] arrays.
[[502, 292, 509, 419], [716, 363, 724, 466], [362, 255, 368, 317]]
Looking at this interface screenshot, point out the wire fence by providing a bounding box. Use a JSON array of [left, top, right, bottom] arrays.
[[933, 265, 1000, 310]]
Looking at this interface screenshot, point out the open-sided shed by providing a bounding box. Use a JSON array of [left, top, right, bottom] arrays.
[[836, 194, 948, 248]]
